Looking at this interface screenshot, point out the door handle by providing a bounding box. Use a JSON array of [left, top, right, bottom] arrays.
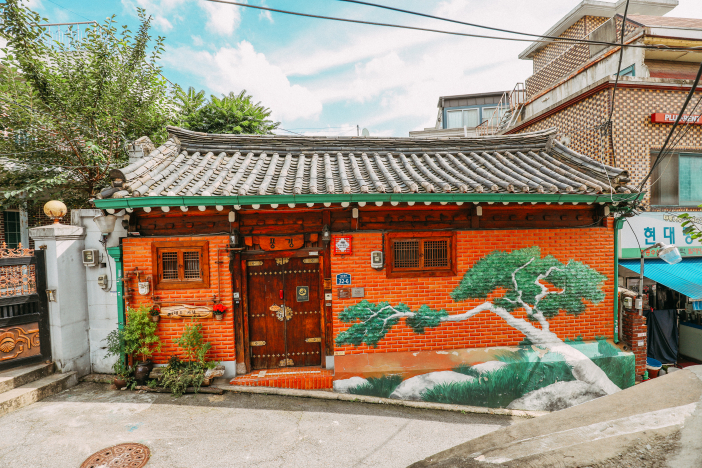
[[279, 290, 284, 300]]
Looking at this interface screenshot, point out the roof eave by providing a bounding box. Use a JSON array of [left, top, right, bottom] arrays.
[[93, 193, 643, 210]]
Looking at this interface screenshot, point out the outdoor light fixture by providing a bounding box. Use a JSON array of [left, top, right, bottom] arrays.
[[229, 229, 241, 248], [637, 242, 682, 314], [322, 225, 331, 243], [93, 214, 117, 246]]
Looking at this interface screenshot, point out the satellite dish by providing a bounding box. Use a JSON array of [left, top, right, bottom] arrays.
[[361, 128, 370, 137]]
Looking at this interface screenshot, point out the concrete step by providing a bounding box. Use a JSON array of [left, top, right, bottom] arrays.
[[0, 362, 55, 394], [0, 371, 78, 418]]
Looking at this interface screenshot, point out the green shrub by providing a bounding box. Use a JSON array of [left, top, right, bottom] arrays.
[[174, 321, 212, 365], [160, 356, 206, 397], [348, 375, 403, 398]]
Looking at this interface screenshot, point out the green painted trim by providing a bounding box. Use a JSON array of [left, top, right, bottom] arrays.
[[94, 192, 643, 210], [621, 247, 702, 259], [106, 246, 125, 330], [614, 217, 625, 344]]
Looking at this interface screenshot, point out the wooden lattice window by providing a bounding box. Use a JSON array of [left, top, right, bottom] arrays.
[[386, 232, 456, 278], [152, 241, 209, 290]]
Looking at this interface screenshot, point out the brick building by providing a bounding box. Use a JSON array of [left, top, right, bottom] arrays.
[[505, 0, 702, 370], [94, 126, 641, 410]]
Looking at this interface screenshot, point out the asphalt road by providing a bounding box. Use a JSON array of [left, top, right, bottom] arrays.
[[0, 382, 513, 468]]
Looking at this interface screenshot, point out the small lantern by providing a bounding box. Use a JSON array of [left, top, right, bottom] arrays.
[[93, 214, 117, 245], [44, 200, 67, 225], [230, 229, 241, 248], [322, 225, 331, 243]]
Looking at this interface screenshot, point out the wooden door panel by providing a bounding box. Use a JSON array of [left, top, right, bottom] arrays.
[[247, 259, 286, 369], [283, 257, 321, 367]]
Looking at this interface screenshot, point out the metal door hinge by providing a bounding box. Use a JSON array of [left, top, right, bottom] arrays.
[[305, 337, 321, 343], [279, 358, 294, 367], [250, 341, 266, 346], [247, 260, 263, 266]]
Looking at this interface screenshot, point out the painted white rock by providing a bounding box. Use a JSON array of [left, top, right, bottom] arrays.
[[389, 371, 475, 401], [334, 376, 369, 394], [472, 361, 508, 374], [507, 380, 607, 412]]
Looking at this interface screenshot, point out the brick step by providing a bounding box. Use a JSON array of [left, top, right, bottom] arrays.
[[230, 367, 333, 390], [0, 372, 78, 418], [0, 362, 55, 394]]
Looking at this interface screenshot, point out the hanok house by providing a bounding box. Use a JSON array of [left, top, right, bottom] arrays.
[[94, 126, 642, 410]]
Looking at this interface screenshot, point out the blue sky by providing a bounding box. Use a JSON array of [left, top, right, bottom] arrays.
[[21, 0, 702, 137]]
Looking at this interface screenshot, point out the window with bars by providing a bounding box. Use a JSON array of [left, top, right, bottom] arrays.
[[386, 234, 455, 278], [152, 241, 209, 290]]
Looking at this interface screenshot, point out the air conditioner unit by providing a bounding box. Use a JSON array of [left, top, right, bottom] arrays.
[[82, 249, 100, 267]]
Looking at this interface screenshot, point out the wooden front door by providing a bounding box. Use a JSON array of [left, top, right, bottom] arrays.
[[246, 256, 321, 369]]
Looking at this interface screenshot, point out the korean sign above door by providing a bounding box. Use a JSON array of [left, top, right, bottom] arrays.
[[620, 212, 702, 259]]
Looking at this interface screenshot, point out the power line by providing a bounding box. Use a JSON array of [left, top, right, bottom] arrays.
[[607, 0, 630, 126], [338, 0, 640, 47], [639, 61, 702, 191], [201, 0, 702, 52]]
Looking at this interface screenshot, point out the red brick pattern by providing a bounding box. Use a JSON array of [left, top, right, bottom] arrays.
[[621, 310, 647, 378], [517, 87, 702, 207], [122, 236, 235, 365], [332, 228, 615, 355], [230, 368, 333, 389]]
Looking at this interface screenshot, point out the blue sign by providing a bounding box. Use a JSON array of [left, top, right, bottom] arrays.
[[336, 273, 351, 285]]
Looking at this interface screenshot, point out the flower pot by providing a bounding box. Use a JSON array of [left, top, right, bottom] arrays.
[[134, 360, 154, 385], [113, 377, 127, 389], [150, 315, 160, 323], [214, 313, 224, 321]]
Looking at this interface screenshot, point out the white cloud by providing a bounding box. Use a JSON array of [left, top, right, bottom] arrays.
[[258, 0, 273, 23], [152, 15, 173, 31], [165, 41, 322, 122], [199, 0, 242, 36]]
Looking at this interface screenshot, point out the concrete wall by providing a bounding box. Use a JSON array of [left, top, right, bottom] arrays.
[[71, 209, 127, 374]]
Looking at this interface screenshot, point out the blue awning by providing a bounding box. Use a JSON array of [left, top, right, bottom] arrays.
[[620, 258, 702, 300]]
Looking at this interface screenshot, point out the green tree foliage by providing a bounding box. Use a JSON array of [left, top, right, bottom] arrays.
[[123, 305, 161, 362], [451, 246, 606, 318], [174, 321, 212, 365], [336, 247, 606, 348], [677, 212, 702, 241], [0, 1, 173, 207], [182, 90, 279, 135], [173, 86, 207, 123]]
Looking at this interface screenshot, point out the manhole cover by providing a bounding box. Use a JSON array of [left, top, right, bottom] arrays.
[[80, 443, 150, 468]]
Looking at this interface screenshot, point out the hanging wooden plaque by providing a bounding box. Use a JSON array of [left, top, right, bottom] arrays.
[[255, 235, 305, 251]]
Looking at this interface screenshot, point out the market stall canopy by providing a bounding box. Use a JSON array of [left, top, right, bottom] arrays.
[[94, 127, 640, 209], [619, 258, 702, 301]]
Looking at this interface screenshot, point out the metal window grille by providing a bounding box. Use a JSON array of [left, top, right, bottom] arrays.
[[161, 252, 178, 280], [424, 240, 448, 268], [183, 251, 201, 279], [393, 240, 420, 269]]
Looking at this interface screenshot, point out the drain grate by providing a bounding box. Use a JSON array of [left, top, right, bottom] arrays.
[[80, 443, 150, 468]]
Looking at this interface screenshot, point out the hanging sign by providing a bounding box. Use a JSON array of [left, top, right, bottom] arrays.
[[650, 113, 702, 125], [336, 273, 351, 285], [620, 212, 702, 259], [333, 236, 353, 255], [255, 235, 304, 251]]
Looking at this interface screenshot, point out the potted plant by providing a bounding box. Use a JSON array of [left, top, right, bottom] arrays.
[[124, 305, 161, 385], [213, 303, 226, 321], [112, 361, 132, 389], [150, 305, 161, 323], [104, 328, 132, 388]]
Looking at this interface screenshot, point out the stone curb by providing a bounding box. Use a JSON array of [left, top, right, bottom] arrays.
[[216, 383, 547, 419]]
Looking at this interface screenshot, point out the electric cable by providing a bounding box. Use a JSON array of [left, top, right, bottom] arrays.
[[639, 62, 702, 191], [201, 0, 702, 52], [606, 0, 630, 126]]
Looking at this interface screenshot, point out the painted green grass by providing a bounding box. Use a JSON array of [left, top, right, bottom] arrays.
[[348, 375, 403, 398], [592, 338, 635, 390], [423, 352, 575, 408]]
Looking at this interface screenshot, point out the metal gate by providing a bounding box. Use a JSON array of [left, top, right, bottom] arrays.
[[0, 244, 51, 371]]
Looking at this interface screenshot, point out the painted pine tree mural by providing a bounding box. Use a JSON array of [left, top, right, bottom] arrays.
[[336, 247, 621, 395]]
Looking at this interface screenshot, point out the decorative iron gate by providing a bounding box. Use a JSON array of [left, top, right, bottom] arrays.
[[0, 243, 50, 371]]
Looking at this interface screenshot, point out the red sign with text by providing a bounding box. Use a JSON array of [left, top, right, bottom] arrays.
[[333, 236, 353, 255], [651, 113, 702, 125]]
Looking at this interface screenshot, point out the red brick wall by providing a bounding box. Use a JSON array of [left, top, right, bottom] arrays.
[[621, 309, 648, 379], [332, 227, 615, 355], [122, 236, 234, 364]]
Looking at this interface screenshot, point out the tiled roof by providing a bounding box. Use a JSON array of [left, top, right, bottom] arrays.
[[628, 15, 702, 30], [101, 127, 636, 201]]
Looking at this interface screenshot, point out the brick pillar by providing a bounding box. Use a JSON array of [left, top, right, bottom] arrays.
[[621, 309, 647, 380]]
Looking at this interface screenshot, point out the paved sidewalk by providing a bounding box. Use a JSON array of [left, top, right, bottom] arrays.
[[0, 382, 512, 468], [410, 366, 702, 468]]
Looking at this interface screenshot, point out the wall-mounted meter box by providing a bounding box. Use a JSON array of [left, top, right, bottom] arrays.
[[623, 296, 633, 309], [82, 249, 100, 267], [370, 251, 383, 269]]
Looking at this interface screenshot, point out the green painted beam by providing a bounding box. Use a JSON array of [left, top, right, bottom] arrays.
[[94, 192, 643, 210]]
